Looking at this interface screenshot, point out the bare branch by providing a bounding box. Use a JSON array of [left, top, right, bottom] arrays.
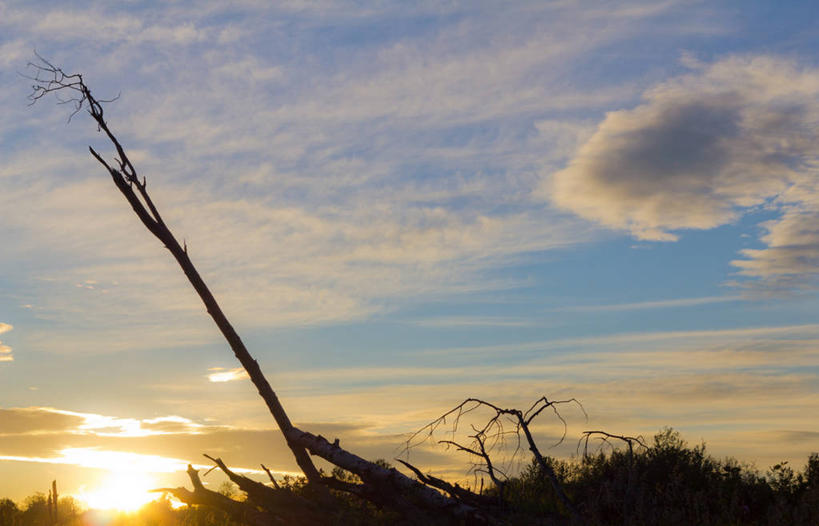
[[260, 464, 281, 490], [579, 430, 647, 459], [404, 396, 580, 518], [395, 459, 500, 510], [153, 465, 284, 526]]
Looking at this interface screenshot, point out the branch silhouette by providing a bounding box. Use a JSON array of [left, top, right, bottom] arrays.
[[26, 56, 325, 489]]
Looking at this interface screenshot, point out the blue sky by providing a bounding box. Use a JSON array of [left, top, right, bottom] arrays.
[[1, 0, 819, 505]]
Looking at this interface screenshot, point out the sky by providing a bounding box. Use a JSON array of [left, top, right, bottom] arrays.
[[2, 0, 819, 507]]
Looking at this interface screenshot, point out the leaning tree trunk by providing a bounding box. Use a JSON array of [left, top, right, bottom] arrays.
[[26, 55, 322, 485], [88, 105, 325, 487], [27, 58, 529, 524]]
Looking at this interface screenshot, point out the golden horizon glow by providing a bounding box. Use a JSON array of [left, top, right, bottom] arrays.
[[0, 447, 283, 477], [75, 471, 158, 512], [59, 448, 189, 472]]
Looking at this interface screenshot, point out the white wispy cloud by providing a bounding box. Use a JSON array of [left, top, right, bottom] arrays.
[[561, 295, 745, 312], [408, 316, 537, 328], [0, 322, 13, 362], [207, 367, 250, 383], [414, 322, 819, 359], [270, 324, 819, 395], [2, 0, 663, 350]]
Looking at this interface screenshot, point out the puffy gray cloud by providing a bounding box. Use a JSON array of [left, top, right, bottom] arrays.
[[545, 55, 819, 288], [547, 56, 819, 241]]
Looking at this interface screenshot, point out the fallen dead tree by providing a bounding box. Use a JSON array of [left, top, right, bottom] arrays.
[[152, 399, 583, 525], [28, 56, 602, 524]]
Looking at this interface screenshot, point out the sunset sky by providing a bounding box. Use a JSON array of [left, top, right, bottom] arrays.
[[2, 0, 819, 507]]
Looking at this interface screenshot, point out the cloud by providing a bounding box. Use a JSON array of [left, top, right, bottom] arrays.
[[207, 367, 250, 383], [0, 39, 26, 68], [0, 0, 691, 352], [561, 295, 745, 312], [732, 208, 819, 287], [0, 407, 207, 438], [3, 7, 207, 46], [547, 56, 819, 240], [0, 408, 84, 435], [418, 322, 819, 361], [0, 323, 12, 362], [0, 406, 441, 484], [545, 55, 819, 289], [408, 316, 537, 328]]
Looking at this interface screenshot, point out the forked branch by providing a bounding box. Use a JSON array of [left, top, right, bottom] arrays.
[[579, 430, 647, 460]]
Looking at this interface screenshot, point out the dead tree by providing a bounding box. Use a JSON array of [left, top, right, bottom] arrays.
[[27, 56, 492, 524], [156, 465, 284, 526], [154, 461, 328, 526], [26, 55, 323, 489], [402, 397, 584, 519]]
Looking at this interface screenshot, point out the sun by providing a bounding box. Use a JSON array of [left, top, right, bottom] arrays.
[[77, 471, 159, 512]]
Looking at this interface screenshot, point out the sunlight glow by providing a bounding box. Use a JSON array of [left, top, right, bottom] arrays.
[[60, 448, 188, 473], [76, 471, 158, 512], [0, 447, 275, 476]]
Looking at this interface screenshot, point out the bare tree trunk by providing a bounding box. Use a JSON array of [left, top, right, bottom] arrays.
[[25, 55, 322, 487], [89, 135, 326, 487]]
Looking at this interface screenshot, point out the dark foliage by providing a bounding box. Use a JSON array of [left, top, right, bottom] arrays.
[[500, 428, 819, 525], [0, 493, 82, 526]]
